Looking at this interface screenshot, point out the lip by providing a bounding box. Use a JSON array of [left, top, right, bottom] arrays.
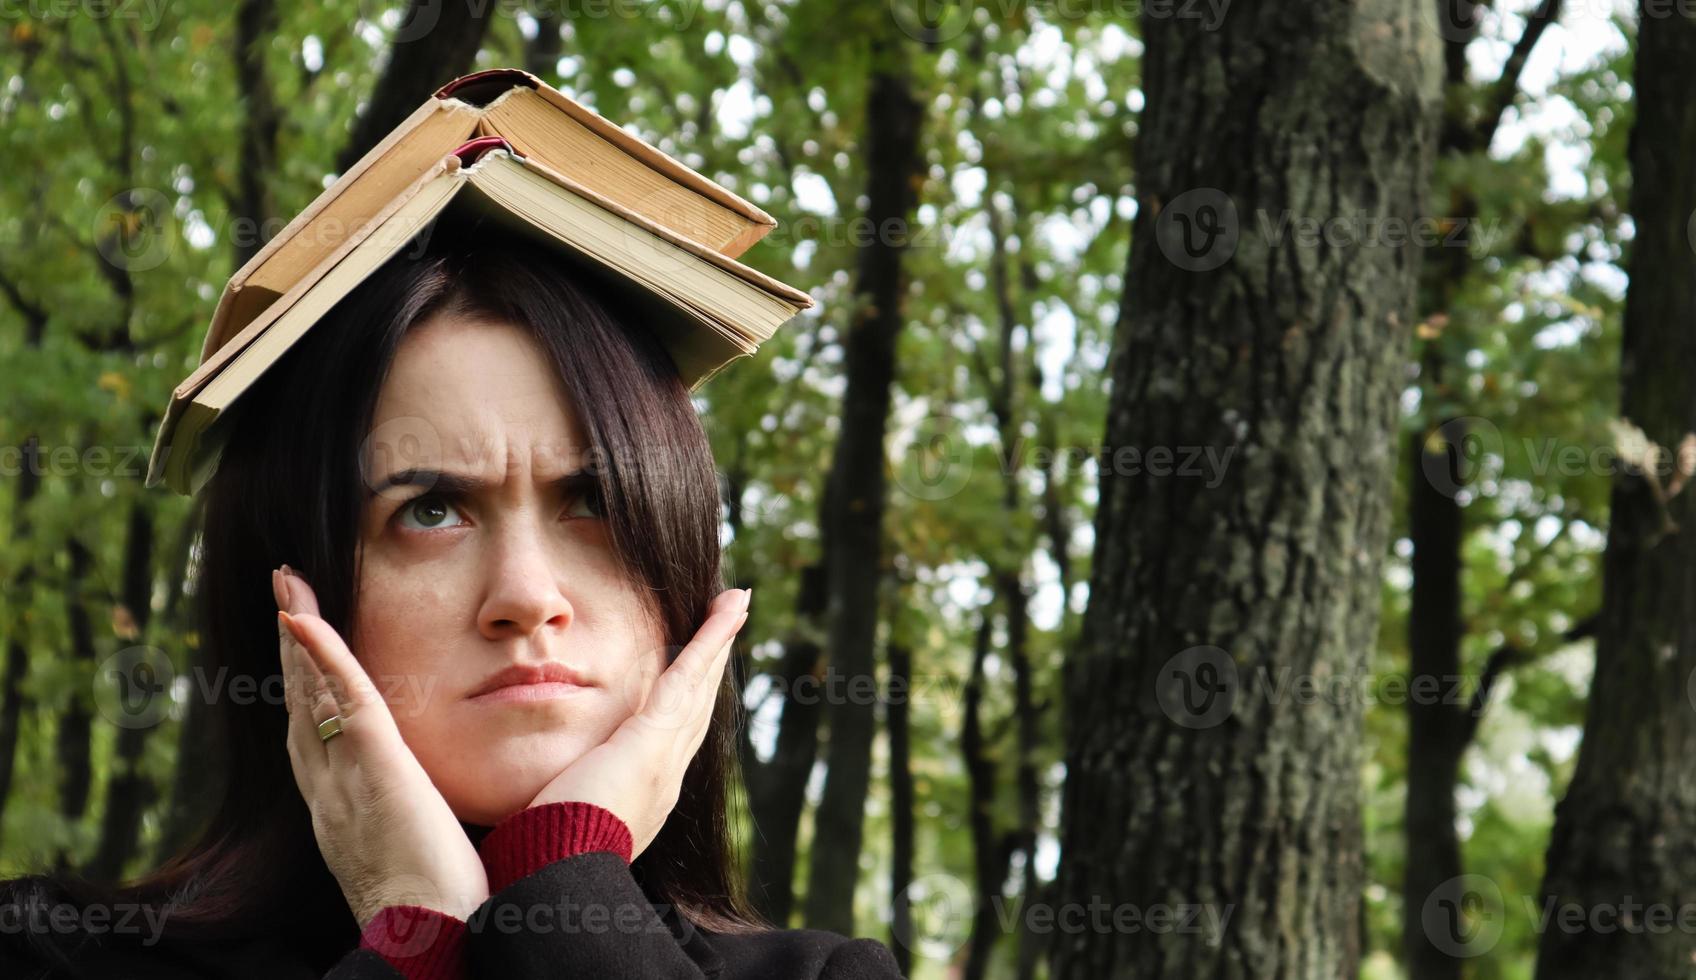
[[469, 681, 591, 705], [466, 662, 595, 702]]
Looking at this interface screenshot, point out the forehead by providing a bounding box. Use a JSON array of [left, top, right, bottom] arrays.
[[363, 312, 591, 480]]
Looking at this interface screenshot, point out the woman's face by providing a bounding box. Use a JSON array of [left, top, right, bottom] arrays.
[[351, 310, 667, 826]]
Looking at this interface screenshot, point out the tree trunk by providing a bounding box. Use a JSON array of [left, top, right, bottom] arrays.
[[0, 438, 42, 841], [0, 225, 50, 847], [1402, 3, 1564, 972], [887, 625, 915, 978], [154, 498, 215, 864], [1403, 417, 1468, 977], [745, 562, 828, 925], [1534, 6, 1696, 977], [84, 503, 157, 883], [234, 0, 280, 268], [961, 612, 1008, 980], [802, 47, 925, 935], [525, 10, 564, 82], [54, 537, 98, 871], [980, 136, 1045, 980], [1051, 2, 1438, 976], [334, 0, 496, 174], [1005, 568, 1041, 980]]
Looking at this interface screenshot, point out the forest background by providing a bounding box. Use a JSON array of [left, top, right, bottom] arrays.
[[3, 1, 1688, 978]]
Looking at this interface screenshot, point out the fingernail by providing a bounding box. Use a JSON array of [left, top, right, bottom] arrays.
[[271, 568, 287, 611], [278, 610, 308, 648]]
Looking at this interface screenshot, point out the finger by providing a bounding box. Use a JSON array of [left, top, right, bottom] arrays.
[[681, 625, 739, 762], [280, 609, 329, 715], [279, 610, 345, 762], [279, 622, 323, 798], [657, 609, 745, 746], [281, 570, 385, 719], [640, 592, 748, 725], [686, 615, 741, 736], [287, 611, 387, 726], [281, 565, 324, 618], [643, 616, 742, 732], [275, 568, 332, 769]]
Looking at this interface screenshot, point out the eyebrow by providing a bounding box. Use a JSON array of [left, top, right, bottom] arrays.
[[366, 468, 595, 499]]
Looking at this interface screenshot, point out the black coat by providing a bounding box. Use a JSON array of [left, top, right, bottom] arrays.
[[1, 851, 907, 979]]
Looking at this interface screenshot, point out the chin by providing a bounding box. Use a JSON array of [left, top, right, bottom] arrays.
[[437, 742, 594, 823], [448, 777, 554, 826]]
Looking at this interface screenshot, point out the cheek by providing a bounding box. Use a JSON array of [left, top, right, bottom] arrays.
[[619, 631, 679, 717], [351, 560, 464, 688]]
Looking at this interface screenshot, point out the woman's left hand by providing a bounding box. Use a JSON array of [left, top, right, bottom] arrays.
[[526, 587, 750, 859]]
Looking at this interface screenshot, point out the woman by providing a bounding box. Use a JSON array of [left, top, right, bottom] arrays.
[[0, 221, 906, 979]]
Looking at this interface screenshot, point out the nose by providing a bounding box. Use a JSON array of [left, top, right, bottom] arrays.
[[476, 520, 573, 640]]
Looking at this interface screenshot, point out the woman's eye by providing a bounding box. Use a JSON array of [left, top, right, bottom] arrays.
[[565, 485, 605, 520], [397, 495, 467, 531]]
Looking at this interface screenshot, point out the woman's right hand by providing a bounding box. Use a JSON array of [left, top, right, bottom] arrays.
[[273, 566, 490, 928]]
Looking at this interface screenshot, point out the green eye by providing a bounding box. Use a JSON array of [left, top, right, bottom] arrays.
[[398, 495, 465, 531]]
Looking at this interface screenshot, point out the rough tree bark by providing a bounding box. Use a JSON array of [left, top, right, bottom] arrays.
[[1051, 2, 1438, 976], [1533, 5, 1696, 978]]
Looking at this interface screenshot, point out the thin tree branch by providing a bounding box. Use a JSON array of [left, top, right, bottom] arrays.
[[1474, 0, 1565, 150]]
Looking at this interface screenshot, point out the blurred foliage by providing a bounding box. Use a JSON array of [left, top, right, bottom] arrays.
[[0, 2, 1644, 978]]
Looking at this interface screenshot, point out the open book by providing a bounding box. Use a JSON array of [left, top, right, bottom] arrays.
[[145, 137, 812, 496], [197, 67, 780, 364]]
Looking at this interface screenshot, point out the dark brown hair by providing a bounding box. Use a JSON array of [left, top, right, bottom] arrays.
[[2, 212, 769, 970]]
